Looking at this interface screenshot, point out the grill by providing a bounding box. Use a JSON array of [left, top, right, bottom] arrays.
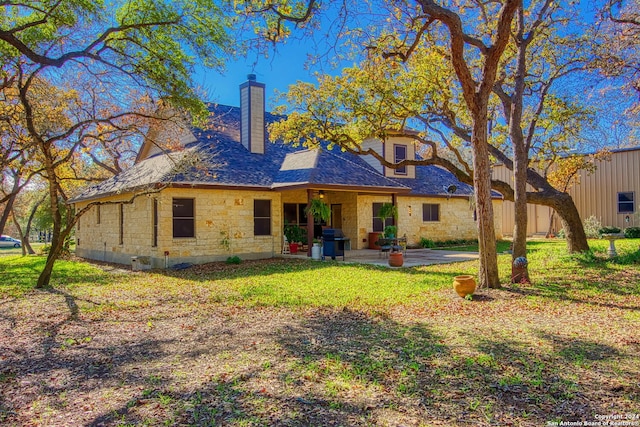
[[322, 228, 350, 260]]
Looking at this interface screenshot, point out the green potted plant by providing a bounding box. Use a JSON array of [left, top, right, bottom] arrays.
[[384, 225, 398, 239], [284, 223, 305, 254]]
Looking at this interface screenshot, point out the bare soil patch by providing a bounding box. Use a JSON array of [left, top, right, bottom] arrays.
[[1, 257, 639, 426]]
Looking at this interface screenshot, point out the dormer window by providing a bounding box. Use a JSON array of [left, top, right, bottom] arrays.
[[394, 144, 407, 175]]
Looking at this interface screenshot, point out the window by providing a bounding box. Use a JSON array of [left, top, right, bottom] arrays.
[[254, 200, 271, 235], [618, 192, 635, 213], [394, 144, 407, 175], [173, 198, 195, 238], [152, 198, 158, 247], [119, 203, 124, 245], [96, 204, 101, 224], [423, 204, 440, 222], [372, 203, 394, 232], [283, 203, 309, 226]]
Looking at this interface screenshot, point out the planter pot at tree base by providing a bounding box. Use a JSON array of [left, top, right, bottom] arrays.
[[453, 275, 476, 298], [388, 252, 404, 267]]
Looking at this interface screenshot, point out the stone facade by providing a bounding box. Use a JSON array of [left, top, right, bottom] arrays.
[[75, 188, 502, 267], [352, 194, 502, 249], [76, 188, 282, 268], [397, 195, 503, 246]]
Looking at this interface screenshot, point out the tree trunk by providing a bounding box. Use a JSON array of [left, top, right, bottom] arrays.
[[527, 190, 589, 253], [11, 207, 35, 255], [0, 180, 19, 236], [471, 116, 500, 289], [36, 150, 63, 289], [551, 194, 589, 252], [547, 210, 556, 238], [21, 196, 45, 255], [509, 6, 530, 284]]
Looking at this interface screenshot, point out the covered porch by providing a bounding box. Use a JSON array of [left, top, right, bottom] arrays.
[[279, 187, 408, 255]]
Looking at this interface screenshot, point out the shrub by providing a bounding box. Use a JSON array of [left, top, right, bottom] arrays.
[[226, 256, 242, 264], [583, 215, 602, 238], [419, 237, 436, 248], [599, 226, 621, 235], [557, 228, 566, 239], [624, 227, 640, 238]]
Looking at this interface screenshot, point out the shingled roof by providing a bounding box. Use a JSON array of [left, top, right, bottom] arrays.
[[71, 104, 484, 203]]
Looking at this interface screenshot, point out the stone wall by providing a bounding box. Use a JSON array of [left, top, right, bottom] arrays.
[[355, 194, 394, 249], [397, 196, 503, 246], [74, 188, 503, 267], [75, 188, 282, 267], [350, 194, 502, 249]]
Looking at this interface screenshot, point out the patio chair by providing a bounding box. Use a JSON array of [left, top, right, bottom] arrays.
[[376, 238, 392, 258]]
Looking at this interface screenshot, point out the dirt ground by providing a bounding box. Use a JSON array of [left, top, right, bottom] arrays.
[[1, 259, 639, 426]]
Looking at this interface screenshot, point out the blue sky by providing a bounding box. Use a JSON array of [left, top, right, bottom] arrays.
[[194, 39, 320, 109]]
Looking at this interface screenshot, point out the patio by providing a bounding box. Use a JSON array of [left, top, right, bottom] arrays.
[[281, 248, 479, 267]]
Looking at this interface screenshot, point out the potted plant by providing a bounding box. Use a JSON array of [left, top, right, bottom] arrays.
[[284, 223, 305, 254], [370, 202, 397, 250], [384, 225, 397, 239]]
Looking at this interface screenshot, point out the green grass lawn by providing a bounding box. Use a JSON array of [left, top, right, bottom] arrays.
[[0, 239, 639, 426]]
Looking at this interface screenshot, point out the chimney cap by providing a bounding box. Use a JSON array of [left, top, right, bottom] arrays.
[[247, 73, 257, 81]]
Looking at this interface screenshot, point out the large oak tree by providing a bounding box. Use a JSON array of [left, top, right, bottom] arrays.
[[1, 0, 234, 287]]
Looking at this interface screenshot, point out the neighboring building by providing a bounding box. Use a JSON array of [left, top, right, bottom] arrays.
[[493, 147, 640, 236], [71, 76, 502, 268]]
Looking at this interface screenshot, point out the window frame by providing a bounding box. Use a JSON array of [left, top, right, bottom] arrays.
[[372, 202, 394, 232], [617, 191, 635, 214], [394, 144, 407, 175], [422, 203, 440, 222], [172, 198, 195, 238], [283, 203, 308, 226], [254, 199, 272, 236]]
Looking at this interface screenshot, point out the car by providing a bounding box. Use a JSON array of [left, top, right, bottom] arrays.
[[0, 235, 21, 248]]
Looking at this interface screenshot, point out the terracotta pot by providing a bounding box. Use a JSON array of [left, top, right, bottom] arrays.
[[369, 232, 383, 250], [388, 252, 404, 267], [453, 275, 476, 298]]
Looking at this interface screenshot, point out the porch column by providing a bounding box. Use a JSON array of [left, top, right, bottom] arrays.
[[392, 194, 397, 226], [307, 189, 314, 257]]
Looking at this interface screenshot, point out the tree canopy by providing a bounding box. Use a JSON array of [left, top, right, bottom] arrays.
[[267, 0, 628, 282], [1, 0, 236, 287]]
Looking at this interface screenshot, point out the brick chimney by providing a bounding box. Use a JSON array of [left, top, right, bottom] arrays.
[[240, 74, 265, 154]]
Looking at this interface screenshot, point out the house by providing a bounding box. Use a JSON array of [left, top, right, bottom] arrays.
[[71, 76, 502, 268], [493, 147, 640, 236]]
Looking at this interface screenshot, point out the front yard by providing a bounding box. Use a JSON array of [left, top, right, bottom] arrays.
[[1, 240, 639, 426]]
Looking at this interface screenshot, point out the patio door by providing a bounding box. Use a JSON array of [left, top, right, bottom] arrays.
[[332, 204, 342, 229]]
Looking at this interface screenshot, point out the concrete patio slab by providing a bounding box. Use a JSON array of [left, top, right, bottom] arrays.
[[280, 248, 479, 267]]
